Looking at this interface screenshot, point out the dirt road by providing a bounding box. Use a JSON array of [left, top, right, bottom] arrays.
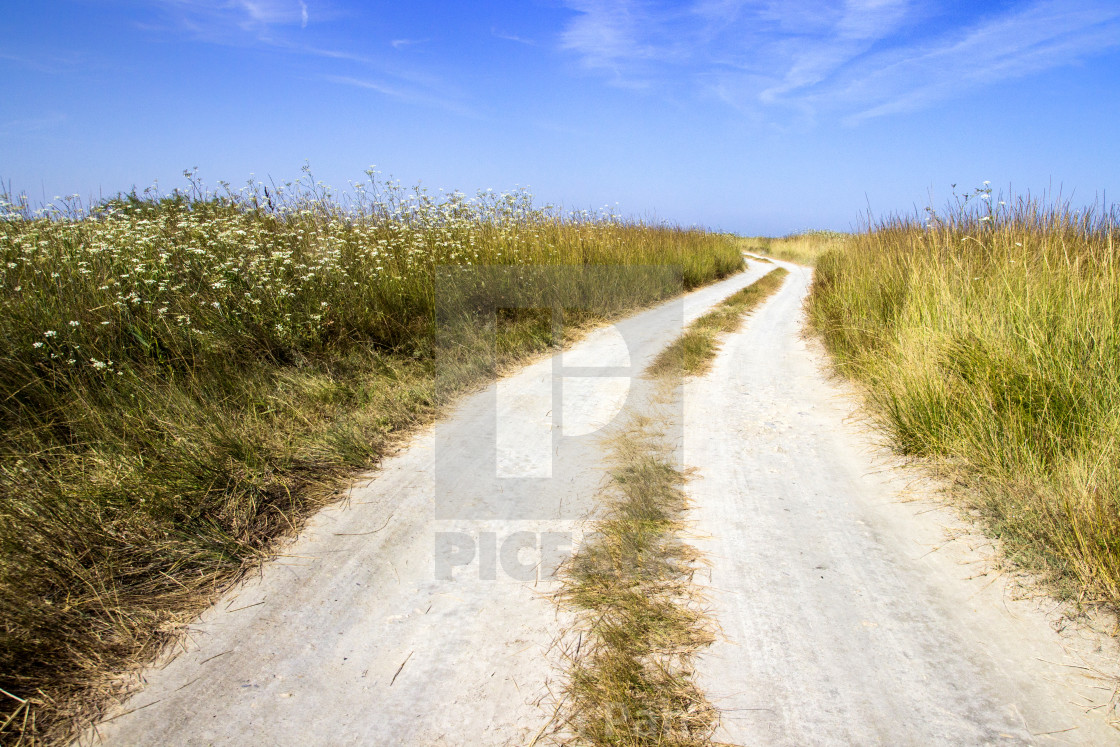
[[686, 259, 1118, 744], [89, 258, 1118, 745], [89, 262, 776, 746]]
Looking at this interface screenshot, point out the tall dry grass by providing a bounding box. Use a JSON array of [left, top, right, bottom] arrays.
[[808, 187, 1120, 607], [738, 230, 849, 266], [0, 169, 743, 744]]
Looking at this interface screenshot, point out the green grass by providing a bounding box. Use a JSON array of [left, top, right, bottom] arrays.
[[807, 189, 1120, 608], [648, 267, 789, 378], [0, 171, 743, 744]]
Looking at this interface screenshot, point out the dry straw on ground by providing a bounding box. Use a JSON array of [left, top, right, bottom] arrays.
[[549, 416, 719, 747]]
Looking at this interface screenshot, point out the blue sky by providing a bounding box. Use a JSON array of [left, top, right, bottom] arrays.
[[2, 0, 1119, 234]]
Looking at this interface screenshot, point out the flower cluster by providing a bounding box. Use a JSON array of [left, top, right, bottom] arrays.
[[1, 170, 709, 382]]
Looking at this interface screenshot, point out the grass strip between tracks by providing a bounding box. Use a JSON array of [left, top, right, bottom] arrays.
[[648, 267, 788, 378], [550, 415, 717, 746], [547, 267, 789, 745]]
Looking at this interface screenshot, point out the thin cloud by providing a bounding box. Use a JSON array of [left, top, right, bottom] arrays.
[[559, 0, 701, 89], [828, 1, 1120, 122], [492, 28, 537, 46], [559, 0, 1120, 123], [140, 4, 375, 69], [390, 38, 429, 50], [560, 1, 679, 72], [759, 0, 911, 102], [136, 2, 473, 119], [153, 0, 337, 41], [322, 74, 404, 98], [0, 50, 89, 75], [0, 113, 67, 137], [321, 75, 476, 117]]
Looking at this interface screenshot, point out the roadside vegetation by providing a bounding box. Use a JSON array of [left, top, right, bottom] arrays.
[[739, 230, 849, 265], [0, 168, 743, 744], [807, 187, 1120, 609], [648, 266, 788, 377]]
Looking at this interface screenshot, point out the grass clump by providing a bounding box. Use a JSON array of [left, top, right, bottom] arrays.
[[0, 169, 743, 744], [739, 230, 849, 266], [552, 420, 718, 746], [648, 267, 789, 377], [807, 187, 1120, 607]]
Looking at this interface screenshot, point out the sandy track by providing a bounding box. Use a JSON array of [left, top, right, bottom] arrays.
[[87, 262, 776, 746], [90, 257, 1119, 746], [686, 260, 1119, 745]]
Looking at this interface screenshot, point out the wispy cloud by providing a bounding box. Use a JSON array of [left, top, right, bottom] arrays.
[[560, 0, 691, 84], [150, 0, 313, 38], [828, 2, 1120, 122], [492, 28, 537, 46], [390, 38, 429, 50], [0, 113, 67, 137], [559, 0, 1120, 122], [758, 0, 911, 103], [165, 0, 311, 31], [136, 2, 470, 117], [0, 50, 89, 75], [321, 75, 475, 117], [141, 3, 401, 75], [321, 74, 403, 98]]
